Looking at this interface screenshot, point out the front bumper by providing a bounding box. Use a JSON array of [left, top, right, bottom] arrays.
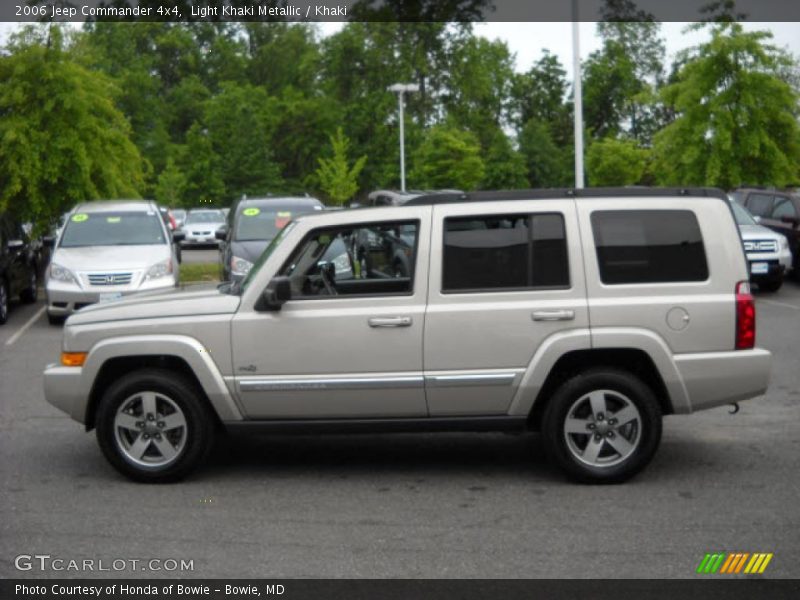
[[674, 348, 772, 412], [43, 364, 86, 422], [46, 278, 177, 316], [181, 232, 220, 247]]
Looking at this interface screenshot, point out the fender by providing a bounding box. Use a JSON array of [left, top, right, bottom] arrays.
[[507, 327, 691, 417], [79, 334, 244, 423]]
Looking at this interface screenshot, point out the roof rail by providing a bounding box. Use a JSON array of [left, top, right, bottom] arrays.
[[402, 187, 728, 206]]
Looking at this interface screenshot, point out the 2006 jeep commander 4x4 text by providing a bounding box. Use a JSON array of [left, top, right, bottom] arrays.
[[43, 188, 772, 483]]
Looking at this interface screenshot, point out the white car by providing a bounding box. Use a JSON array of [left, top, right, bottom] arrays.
[[180, 209, 226, 248], [45, 201, 181, 324], [729, 201, 792, 292]]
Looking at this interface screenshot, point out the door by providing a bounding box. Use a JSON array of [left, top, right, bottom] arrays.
[[424, 200, 588, 416], [231, 207, 432, 419]]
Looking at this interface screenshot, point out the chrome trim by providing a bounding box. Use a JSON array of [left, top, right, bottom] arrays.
[[239, 375, 424, 392], [425, 373, 518, 387]]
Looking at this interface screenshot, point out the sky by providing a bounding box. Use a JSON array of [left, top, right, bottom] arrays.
[[1, 20, 798, 78]]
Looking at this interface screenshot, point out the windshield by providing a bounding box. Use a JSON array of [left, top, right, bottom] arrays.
[[59, 211, 166, 247], [234, 206, 313, 241], [172, 209, 186, 220], [240, 221, 297, 293], [730, 201, 757, 226], [186, 210, 224, 224]]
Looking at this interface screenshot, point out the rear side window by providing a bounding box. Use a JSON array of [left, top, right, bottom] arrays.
[[591, 210, 708, 284], [771, 196, 798, 219], [746, 193, 774, 217], [442, 213, 569, 292]]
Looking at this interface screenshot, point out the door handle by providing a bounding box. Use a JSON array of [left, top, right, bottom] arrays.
[[368, 316, 412, 328], [532, 310, 575, 322]]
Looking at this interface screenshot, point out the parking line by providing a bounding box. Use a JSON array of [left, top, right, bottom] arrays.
[[758, 299, 800, 311], [4, 305, 46, 347]]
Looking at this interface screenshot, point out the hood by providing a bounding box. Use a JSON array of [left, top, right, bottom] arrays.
[[738, 224, 782, 240], [183, 221, 226, 232], [53, 245, 171, 272], [66, 284, 240, 325], [230, 239, 271, 263]]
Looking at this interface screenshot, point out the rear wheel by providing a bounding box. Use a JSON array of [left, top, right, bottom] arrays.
[[758, 279, 783, 292], [20, 268, 38, 303], [0, 280, 8, 325], [542, 368, 662, 483], [95, 369, 216, 483]]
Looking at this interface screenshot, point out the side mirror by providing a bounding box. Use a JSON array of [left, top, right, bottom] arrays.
[[255, 276, 292, 311], [215, 226, 228, 241], [7, 239, 24, 250], [753, 215, 762, 224], [172, 230, 186, 243], [42, 236, 55, 248]]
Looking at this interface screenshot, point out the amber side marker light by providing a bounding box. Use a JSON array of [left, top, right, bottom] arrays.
[[61, 352, 88, 367]]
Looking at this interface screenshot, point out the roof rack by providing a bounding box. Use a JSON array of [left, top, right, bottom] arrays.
[[403, 187, 728, 206]]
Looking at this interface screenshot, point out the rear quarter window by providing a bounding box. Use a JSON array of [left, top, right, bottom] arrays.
[[591, 210, 708, 284]]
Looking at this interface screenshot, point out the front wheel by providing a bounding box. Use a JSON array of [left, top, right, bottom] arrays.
[[0, 279, 8, 325], [542, 369, 662, 483], [95, 369, 216, 483], [758, 279, 783, 293]]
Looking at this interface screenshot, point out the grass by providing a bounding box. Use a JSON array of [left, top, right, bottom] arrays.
[[179, 263, 220, 284]]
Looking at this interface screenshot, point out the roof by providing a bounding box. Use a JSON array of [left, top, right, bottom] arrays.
[[403, 187, 729, 206], [238, 196, 324, 210], [72, 200, 158, 213]]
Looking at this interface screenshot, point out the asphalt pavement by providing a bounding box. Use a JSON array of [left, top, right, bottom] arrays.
[[1, 280, 799, 579]]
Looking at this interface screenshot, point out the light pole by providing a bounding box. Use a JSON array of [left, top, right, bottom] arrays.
[[387, 83, 419, 192], [572, 2, 585, 189]]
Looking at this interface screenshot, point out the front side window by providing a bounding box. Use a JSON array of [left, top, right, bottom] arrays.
[[592, 210, 708, 284], [747, 194, 774, 218], [280, 221, 419, 298], [59, 211, 166, 248], [442, 213, 569, 292], [771, 197, 798, 219]]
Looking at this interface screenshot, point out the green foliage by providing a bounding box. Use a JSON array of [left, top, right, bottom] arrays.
[[587, 138, 648, 186], [178, 124, 225, 206], [482, 130, 529, 190], [314, 128, 367, 206], [411, 125, 485, 191], [0, 41, 144, 223], [518, 120, 572, 187], [154, 159, 187, 207], [653, 23, 800, 188]]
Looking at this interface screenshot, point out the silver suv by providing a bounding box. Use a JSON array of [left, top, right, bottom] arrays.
[[43, 188, 772, 483]]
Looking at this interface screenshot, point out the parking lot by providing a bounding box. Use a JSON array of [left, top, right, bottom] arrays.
[[1, 276, 799, 579]]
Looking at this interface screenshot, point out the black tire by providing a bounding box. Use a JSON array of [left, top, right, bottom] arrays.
[[20, 267, 38, 303], [95, 368, 216, 483], [47, 312, 65, 326], [542, 368, 662, 484], [758, 279, 783, 293], [0, 279, 8, 325]]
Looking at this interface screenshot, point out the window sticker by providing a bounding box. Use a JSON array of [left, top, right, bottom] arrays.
[[243, 207, 260, 217], [71, 214, 89, 223], [275, 211, 292, 229], [107, 216, 121, 223]]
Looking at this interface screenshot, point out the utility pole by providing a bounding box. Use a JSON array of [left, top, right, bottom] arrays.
[[387, 83, 420, 191]]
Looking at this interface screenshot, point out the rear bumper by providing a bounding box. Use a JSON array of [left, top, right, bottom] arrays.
[[674, 348, 772, 412]]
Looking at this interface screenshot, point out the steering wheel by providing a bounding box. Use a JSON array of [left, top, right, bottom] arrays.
[[319, 262, 338, 296]]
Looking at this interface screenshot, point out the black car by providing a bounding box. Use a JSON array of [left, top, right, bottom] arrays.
[[217, 196, 324, 283], [0, 215, 40, 324], [731, 188, 800, 274]]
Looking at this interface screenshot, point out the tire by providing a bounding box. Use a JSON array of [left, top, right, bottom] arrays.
[[47, 312, 64, 326], [95, 368, 216, 483], [0, 279, 8, 325], [542, 368, 662, 484], [758, 279, 782, 293], [20, 267, 38, 303]]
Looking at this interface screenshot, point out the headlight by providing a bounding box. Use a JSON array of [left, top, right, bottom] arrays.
[[49, 263, 76, 284], [145, 259, 173, 280], [231, 256, 253, 277]]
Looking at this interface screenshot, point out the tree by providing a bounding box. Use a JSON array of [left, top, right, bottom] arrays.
[[587, 138, 648, 186], [510, 50, 571, 138], [177, 123, 225, 206], [482, 129, 528, 189], [653, 23, 800, 188], [0, 39, 144, 223], [410, 125, 485, 191], [314, 128, 367, 206], [518, 119, 572, 187], [154, 159, 187, 207]]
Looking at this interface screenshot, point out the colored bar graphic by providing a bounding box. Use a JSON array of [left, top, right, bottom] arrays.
[[698, 552, 772, 575], [734, 553, 749, 574]]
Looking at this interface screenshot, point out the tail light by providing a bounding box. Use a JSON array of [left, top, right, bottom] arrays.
[[735, 281, 755, 350]]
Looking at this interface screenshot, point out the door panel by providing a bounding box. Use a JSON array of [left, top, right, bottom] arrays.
[[424, 200, 588, 416]]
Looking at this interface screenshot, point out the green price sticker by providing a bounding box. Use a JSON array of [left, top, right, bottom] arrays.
[[277, 211, 292, 218], [71, 214, 89, 223], [243, 208, 260, 217], [107, 216, 121, 223]]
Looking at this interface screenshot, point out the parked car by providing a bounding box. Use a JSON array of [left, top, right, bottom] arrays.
[[43, 187, 771, 483], [0, 214, 39, 325], [728, 201, 792, 291], [217, 196, 324, 283], [44, 200, 182, 324], [365, 189, 463, 207], [180, 209, 226, 248], [731, 188, 800, 276], [171, 209, 187, 229]]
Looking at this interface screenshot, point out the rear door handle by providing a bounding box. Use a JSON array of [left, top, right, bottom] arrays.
[[532, 310, 575, 322], [368, 316, 413, 328]]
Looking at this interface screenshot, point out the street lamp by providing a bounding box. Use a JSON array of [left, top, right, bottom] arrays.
[[387, 83, 420, 192]]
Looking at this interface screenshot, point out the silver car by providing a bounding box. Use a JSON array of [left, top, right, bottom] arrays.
[[180, 209, 226, 248], [45, 201, 180, 323], [729, 201, 792, 291]]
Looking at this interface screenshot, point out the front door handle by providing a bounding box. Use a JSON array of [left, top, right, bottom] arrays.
[[532, 310, 575, 322], [368, 316, 413, 328]]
